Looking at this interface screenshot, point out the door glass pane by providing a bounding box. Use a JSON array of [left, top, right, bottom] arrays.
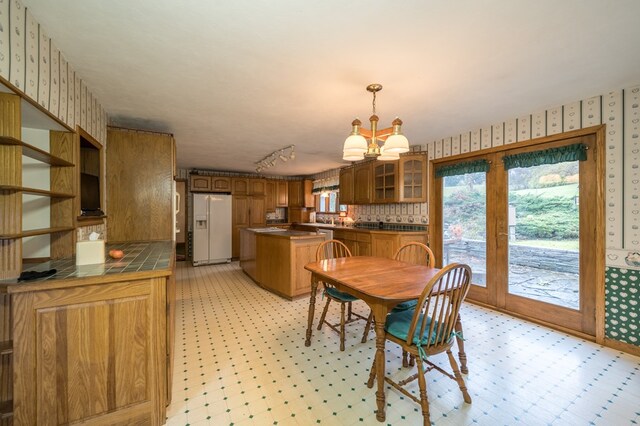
[[507, 162, 579, 309], [442, 172, 487, 286]]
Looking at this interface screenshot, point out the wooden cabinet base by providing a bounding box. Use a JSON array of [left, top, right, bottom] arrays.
[[11, 275, 168, 424]]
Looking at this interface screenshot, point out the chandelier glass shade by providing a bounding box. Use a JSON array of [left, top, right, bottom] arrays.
[[342, 84, 410, 161]]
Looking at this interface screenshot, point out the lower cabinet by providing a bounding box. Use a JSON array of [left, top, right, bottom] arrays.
[[10, 272, 171, 424]]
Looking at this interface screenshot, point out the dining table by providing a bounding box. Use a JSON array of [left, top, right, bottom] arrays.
[[304, 256, 468, 422]]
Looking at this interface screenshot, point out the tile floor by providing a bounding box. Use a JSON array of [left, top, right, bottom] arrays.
[[166, 262, 640, 426]]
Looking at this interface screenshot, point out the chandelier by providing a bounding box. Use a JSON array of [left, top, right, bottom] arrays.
[[342, 84, 410, 161]]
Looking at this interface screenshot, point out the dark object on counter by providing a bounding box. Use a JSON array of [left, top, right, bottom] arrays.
[[18, 269, 57, 281], [379, 221, 384, 229]]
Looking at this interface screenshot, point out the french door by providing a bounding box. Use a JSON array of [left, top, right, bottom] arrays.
[[430, 129, 604, 337]]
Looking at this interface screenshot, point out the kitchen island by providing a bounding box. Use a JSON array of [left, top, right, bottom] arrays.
[[0, 241, 174, 425], [240, 228, 325, 299]]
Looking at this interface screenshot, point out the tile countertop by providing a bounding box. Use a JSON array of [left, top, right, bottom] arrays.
[[294, 223, 428, 233], [242, 228, 325, 240], [0, 241, 174, 290]]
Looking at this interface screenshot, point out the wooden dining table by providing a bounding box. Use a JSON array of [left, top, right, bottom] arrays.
[[304, 256, 468, 422]]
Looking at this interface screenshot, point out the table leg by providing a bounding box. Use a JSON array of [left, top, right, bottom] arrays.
[[373, 310, 386, 422], [455, 314, 468, 374], [305, 275, 319, 347]]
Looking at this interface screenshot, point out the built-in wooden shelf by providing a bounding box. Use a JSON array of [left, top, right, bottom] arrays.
[[0, 399, 13, 419], [0, 226, 75, 240], [0, 185, 75, 198], [0, 135, 74, 167], [0, 341, 12, 356]]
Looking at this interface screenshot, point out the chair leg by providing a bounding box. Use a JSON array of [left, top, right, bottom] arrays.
[[446, 349, 471, 404], [317, 298, 331, 331], [409, 354, 416, 366], [347, 301, 353, 321], [455, 314, 468, 374], [367, 351, 377, 388], [361, 311, 373, 343], [415, 355, 431, 426], [402, 350, 409, 367], [340, 302, 346, 351]]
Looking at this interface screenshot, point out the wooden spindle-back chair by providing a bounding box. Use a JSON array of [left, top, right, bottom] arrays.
[[367, 263, 472, 426], [315, 240, 368, 351]]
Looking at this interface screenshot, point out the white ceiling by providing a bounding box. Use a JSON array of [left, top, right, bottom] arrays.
[[22, 0, 640, 176]]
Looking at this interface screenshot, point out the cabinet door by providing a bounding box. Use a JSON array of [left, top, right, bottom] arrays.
[[211, 177, 231, 192], [373, 161, 398, 203], [303, 180, 314, 208], [232, 178, 249, 195], [249, 178, 266, 196], [339, 167, 354, 204], [232, 196, 249, 258], [371, 233, 398, 259], [399, 154, 428, 202], [265, 180, 276, 212], [276, 181, 288, 207], [190, 175, 211, 192], [288, 180, 302, 207], [357, 241, 371, 256], [249, 196, 266, 227], [353, 162, 372, 204]]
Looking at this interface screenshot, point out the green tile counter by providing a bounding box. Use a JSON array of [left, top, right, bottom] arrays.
[[0, 240, 174, 291], [0, 240, 175, 424]]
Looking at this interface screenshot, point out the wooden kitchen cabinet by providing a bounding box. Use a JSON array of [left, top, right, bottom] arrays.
[[233, 178, 266, 196], [339, 166, 355, 205], [107, 128, 175, 242], [353, 162, 373, 204], [190, 175, 211, 192], [334, 229, 371, 256], [288, 179, 314, 208], [372, 161, 398, 203], [211, 176, 232, 192], [276, 181, 288, 207], [399, 153, 428, 202], [266, 180, 277, 212], [232, 195, 266, 258]]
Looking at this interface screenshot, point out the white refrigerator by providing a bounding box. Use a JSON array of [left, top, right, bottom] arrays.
[[192, 193, 232, 266]]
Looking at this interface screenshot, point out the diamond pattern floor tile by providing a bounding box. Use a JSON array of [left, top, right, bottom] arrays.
[[166, 262, 640, 425]]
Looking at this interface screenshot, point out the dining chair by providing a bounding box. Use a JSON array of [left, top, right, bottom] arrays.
[[316, 239, 369, 351], [361, 242, 435, 350], [367, 262, 472, 426]]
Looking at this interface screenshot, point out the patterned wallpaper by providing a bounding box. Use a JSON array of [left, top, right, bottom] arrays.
[[0, 0, 107, 145], [423, 85, 640, 346]]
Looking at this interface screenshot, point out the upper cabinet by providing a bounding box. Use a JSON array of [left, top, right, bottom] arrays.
[[353, 162, 373, 204], [189, 176, 232, 193], [106, 128, 175, 242], [288, 179, 313, 208], [266, 180, 289, 211], [232, 178, 265, 196], [276, 181, 288, 207], [339, 153, 427, 205], [190, 175, 211, 192], [372, 162, 398, 204], [399, 153, 428, 203], [339, 167, 354, 205], [211, 176, 231, 192]]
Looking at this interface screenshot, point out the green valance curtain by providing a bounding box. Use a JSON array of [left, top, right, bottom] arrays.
[[435, 159, 490, 178], [503, 143, 587, 170], [311, 184, 340, 194]]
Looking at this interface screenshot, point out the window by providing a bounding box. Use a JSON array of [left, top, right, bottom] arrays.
[[315, 191, 339, 213]]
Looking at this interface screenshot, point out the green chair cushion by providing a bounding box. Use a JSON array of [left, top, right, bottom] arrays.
[[392, 299, 418, 312], [384, 308, 452, 346], [325, 287, 358, 302]]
